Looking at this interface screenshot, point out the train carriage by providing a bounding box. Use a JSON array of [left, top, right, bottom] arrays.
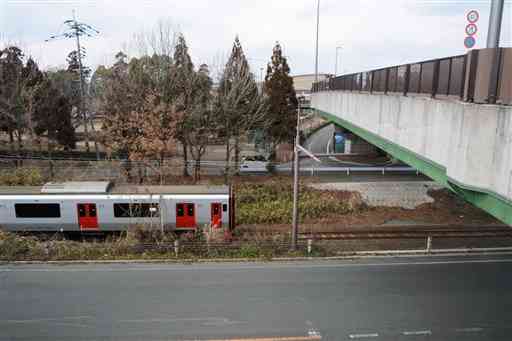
[[0, 182, 234, 232]]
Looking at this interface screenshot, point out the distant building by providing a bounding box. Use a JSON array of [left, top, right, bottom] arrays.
[[292, 73, 332, 108]]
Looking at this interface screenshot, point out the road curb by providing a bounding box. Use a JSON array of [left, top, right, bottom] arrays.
[[3, 247, 512, 265]]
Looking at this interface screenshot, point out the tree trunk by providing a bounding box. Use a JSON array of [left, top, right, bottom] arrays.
[[224, 137, 231, 184], [48, 138, 54, 180], [234, 135, 240, 171], [124, 156, 132, 183], [89, 119, 100, 160], [160, 155, 165, 185], [16, 132, 23, 167], [194, 155, 201, 182], [138, 163, 144, 184], [8, 129, 14, 153], [182, 140, 190, 177]]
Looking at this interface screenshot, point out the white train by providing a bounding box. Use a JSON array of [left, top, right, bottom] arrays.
[[0, 182, 234, 232]]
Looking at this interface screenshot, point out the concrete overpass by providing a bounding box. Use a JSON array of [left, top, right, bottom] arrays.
[[311, 48, 512, 225]]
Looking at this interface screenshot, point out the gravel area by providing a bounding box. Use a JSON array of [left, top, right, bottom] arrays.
[[310, 181, 444, 209]]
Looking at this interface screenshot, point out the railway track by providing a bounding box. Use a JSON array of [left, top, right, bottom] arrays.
[[298, 225, 512, 240]]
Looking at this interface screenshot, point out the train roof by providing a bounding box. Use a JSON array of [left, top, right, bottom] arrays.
[[0, 182, 230, 195]]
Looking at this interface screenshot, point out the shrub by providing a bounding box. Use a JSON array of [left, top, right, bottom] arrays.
[[0, 168, 43, 186], [236, 180, 357, 225]]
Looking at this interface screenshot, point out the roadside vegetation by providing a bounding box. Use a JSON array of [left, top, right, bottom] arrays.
[[236, 179, 361, 224], [0, 228, 317, 262], [0, 168, 43, 186]]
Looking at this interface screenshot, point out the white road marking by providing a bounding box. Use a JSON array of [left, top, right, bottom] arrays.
[[0, 316, 93, 324], [403, 330, 432, 336], [2, 258, 512, 272], [349, 333, 379, 339], [456, 327, 484, 333]]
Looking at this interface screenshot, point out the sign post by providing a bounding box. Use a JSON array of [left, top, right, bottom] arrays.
[[464, 10, 479, 49]]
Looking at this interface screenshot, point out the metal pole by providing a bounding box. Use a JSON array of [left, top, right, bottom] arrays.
[[335, 46, 342, 76], [291, 103, 301, 250], [315, 0, 320, 84], [487, 0, 505, 48]]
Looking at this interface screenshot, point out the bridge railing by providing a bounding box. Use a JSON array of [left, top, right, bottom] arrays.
[[313, 48, 512, 105]]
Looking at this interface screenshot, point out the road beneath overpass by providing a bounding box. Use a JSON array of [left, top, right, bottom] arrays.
[[2, 255, 512, 340]]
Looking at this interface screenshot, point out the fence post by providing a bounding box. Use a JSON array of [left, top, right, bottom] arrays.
[[426, 236, 432, 253], [307, 239, 313, 255], [384, 68, 390, 94], [174, 239, 180, 258], [403, 64, 411, 96], [432, 60, 440, 98]]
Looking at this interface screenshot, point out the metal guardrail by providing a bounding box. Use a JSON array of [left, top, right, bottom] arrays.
[[313, 54, 467, 98], [276, 166, 416, 175], [313, 48, 512, 105]]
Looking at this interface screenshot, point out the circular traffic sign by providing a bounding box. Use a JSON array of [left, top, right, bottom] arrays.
[[465, 23, 478, 36], [467, 10, 479, 23], [464, 36, 476, 49]]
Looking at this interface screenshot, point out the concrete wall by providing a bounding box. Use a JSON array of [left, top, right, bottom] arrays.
[[312, 91, 512, 202]]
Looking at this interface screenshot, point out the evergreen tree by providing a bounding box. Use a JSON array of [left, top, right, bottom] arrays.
[[216, 36, 267, 179], [186, 63, 214, 181], [263, 42, 298, 156], [0, 46, 26, 151], [32, 76, 76, 150], [171, 34, 195, 177]]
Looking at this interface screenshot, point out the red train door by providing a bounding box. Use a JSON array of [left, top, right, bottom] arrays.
[[211, 203, 222, 228], [176, 203, 196, 229], [77, 203, 99, 231]]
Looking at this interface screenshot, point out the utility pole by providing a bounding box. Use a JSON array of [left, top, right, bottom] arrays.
[[291, 99, 301, 250], [72, 10, 89, 154], [46, 10, 100, 157], [487, 0, 505, 48], [291, 97, 321, 250], [335, 46, 342, 76], [315, 0, 320, 84]]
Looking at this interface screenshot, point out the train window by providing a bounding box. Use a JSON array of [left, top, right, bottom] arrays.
[[213, 204, 219, 215], [89, 205, 97, 217], [78, 205, 86, 217], [114, 203, 159, 218], [15, 203, 61, 218], [223, 204, 228, 212], [176, 204, 184, 217], [114, 203, 130, 218], [187, 204, 194, 217]]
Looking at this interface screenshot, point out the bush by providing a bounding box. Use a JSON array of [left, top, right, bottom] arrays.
[[236, 180, 357, 225], [0, 168, 43, 186]]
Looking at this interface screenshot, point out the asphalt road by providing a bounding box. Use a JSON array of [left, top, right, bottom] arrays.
[[1, 255, 512, 340]]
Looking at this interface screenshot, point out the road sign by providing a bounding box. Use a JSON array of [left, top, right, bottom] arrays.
[[465, 23, 478, 36], [464, 36, 476, 49], [467, 10, 479, 24]]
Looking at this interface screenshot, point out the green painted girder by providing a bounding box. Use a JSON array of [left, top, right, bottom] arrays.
[[315, 109, 512, 226]]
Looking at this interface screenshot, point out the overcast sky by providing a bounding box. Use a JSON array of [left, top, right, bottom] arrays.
[[1, 0, 511, 80]]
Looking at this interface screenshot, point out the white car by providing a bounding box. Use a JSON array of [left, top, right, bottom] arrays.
[[239, 155, 270, 173]]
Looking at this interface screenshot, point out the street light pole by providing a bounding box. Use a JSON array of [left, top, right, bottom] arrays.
[[335, 46, 342, 76], [486, 0, 505, 103], [314, 0, 320, 84], [487, 0, 505, 48], [291, 100, 301, 251]]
